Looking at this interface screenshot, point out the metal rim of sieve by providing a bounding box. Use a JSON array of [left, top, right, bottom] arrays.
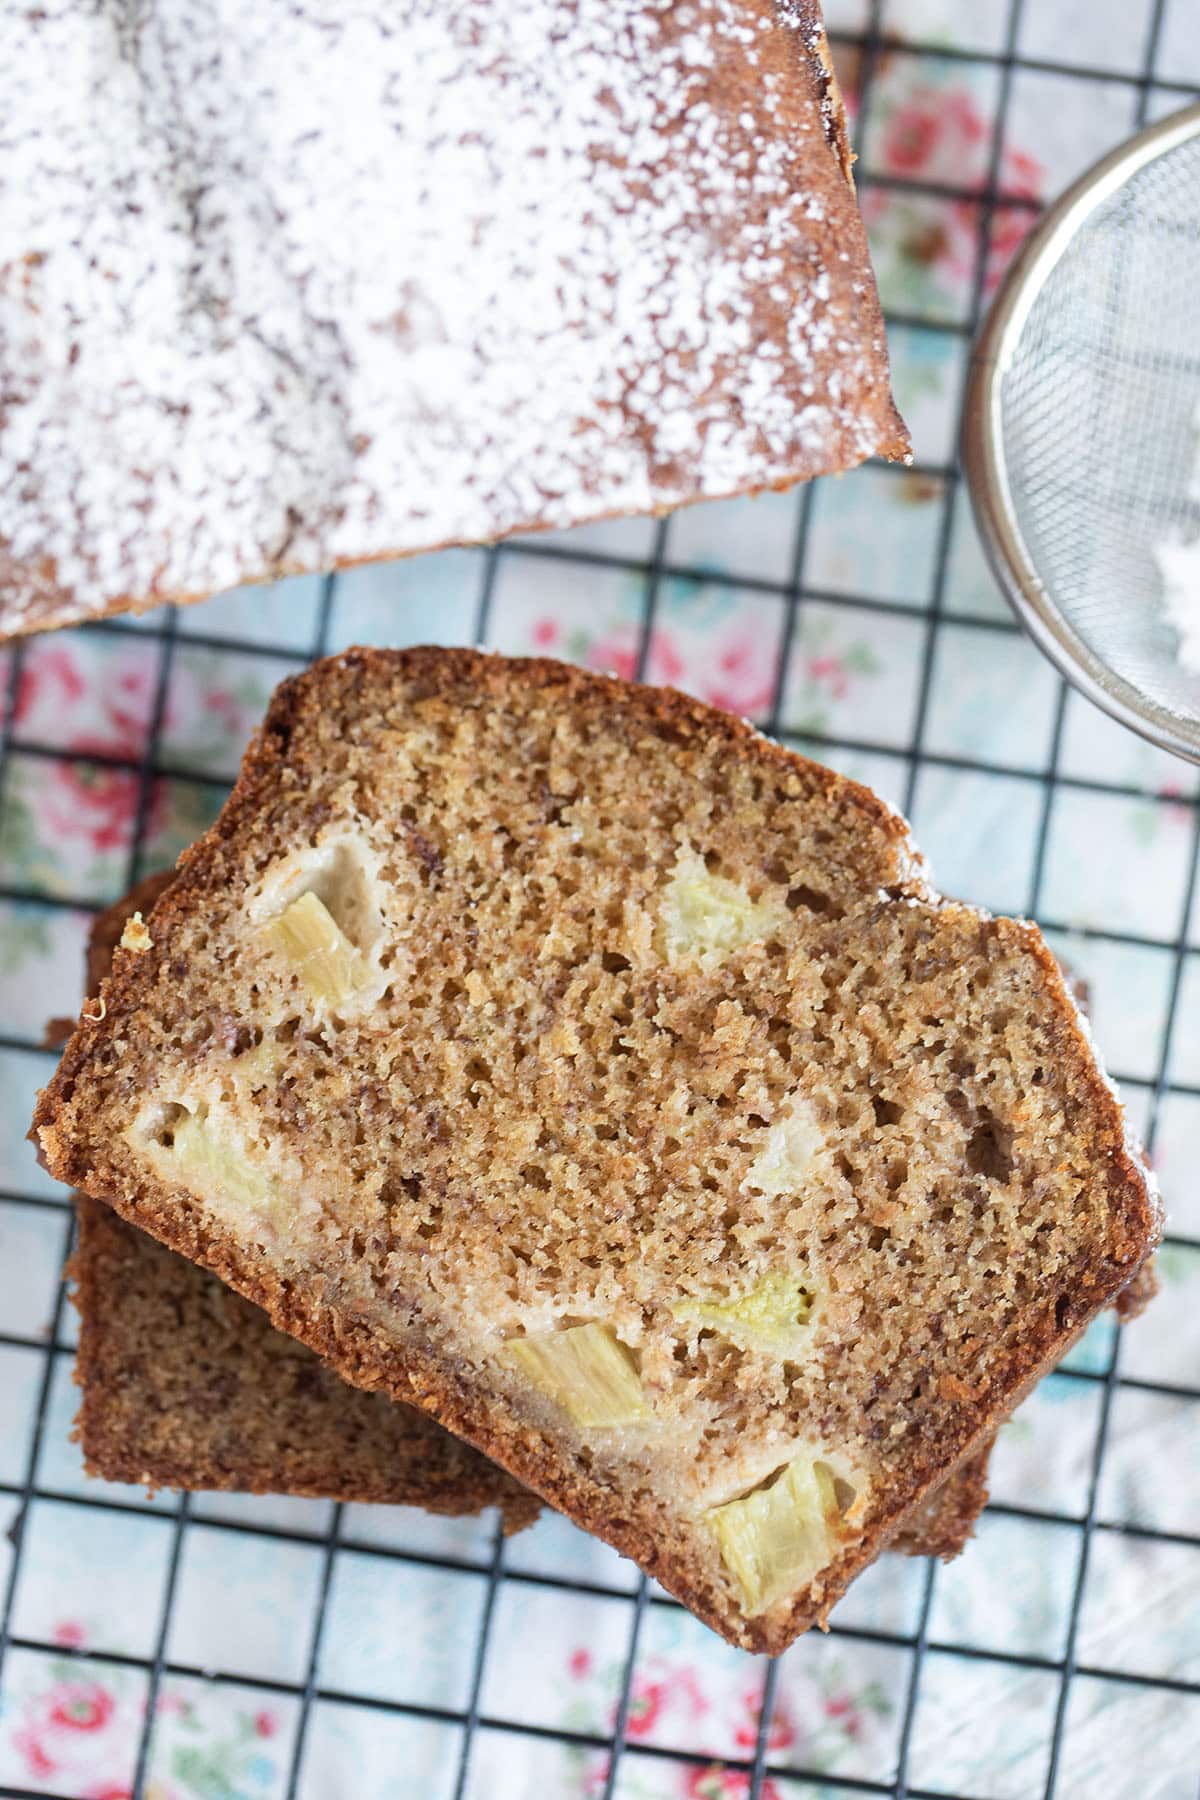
[[962, 101, 1200, 765]]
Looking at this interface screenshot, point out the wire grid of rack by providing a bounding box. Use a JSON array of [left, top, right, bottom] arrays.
[[0, 2, 1198, 1796]]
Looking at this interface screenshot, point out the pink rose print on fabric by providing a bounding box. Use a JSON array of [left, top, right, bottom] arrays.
[[51, 1620, 86, 1650], [103, 663, 162, 741], [699, 635, 778, 720], [586, 622, 778, 720], [882, 88, 987, 179], [624, 1676, 667, 1738], [614, 1662, 710, 1744], [583, 631, 640, 683], [11, 644, 85, 732], [12, 1677, 126, 1785], [685, 1767, 782, 1800], [858, 80, 1044, 300], [585, 628, 687, 688], [805, 653, 852, 703], [255, 1707, 278, 1737], [12, 640, 169, 853], [733, 1684, 795, 1755], [46, 1681, 115, 1733], [43, 749, 162, 854], [12, 1728, 55, 1781], [824, 1687, 867, 1740], [646, 634, 686, 690]]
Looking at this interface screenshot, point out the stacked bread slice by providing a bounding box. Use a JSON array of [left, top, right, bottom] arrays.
[[40, 650, 1159, 1652]]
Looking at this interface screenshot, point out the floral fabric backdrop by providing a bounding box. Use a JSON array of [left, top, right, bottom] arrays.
[[0, 3, 1199, 1798]]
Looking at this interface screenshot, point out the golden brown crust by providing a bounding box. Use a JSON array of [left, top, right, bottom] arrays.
[[36, 648, 1160, 1653], [1113, 1254, 1159, 1322], [891, 1446, 990, 1560]]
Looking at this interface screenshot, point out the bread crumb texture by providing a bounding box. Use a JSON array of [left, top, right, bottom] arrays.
[[37, 649, 1159, 1652]]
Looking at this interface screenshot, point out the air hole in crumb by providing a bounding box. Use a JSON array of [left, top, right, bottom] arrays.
[[522, 1164, 550, 1191], [149, 1101, 189, 1149], [380, 1171, 421, 1214], [1055, 1293, 1072, 1330], [787, 884, 833, 914], [867, 1224, 891, 1251], [417, 1200, 444, 1242], [815, 1462, 857, 1515], [872, 1095, 903, 1128], [703, 849, 722, 873], [601, 951, 630, 974], [967, 1115, 1014, 1184]]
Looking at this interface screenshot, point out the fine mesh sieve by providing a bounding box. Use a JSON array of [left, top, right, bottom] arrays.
[[963, 103, 1200, 762]]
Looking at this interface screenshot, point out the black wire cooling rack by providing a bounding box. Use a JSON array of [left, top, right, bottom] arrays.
[[0, 3, 1198, 1797]]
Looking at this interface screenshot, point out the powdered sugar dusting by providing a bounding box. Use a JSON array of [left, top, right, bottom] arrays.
[[0, 0, 906, 631]]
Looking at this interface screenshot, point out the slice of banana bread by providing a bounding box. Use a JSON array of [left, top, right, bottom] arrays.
[[71, 872, 987, 1548], [37, 648, 1159, 1652]]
